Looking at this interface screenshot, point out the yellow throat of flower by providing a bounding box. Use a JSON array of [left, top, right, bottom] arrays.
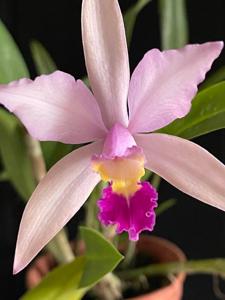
[[92, 153, 145, 198]]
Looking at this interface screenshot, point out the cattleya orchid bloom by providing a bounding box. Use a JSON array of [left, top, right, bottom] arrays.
[[0, 0, 225, 274]]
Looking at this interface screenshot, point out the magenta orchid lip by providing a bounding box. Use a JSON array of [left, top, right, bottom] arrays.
[[98, 182, 158, 241], [0, 0, 224, 274]]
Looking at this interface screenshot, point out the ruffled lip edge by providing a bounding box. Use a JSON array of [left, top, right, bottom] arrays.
[[97, 182, 158, 241]]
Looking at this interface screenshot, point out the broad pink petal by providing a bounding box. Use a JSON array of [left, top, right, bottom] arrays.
[[13, 141, 103, 274], [135, 133, 225, 211], [82, 0, 129, 129], [0, 71, 107, 144], [128, 42, 223, 133]]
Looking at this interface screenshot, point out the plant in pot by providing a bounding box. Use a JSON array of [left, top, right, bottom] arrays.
[[1, 0, 225, 299]]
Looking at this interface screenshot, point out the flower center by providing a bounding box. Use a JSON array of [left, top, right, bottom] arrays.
[[92, 150, 145, 197], [92, 123, 145, 197], [92, 123, 158, 241]]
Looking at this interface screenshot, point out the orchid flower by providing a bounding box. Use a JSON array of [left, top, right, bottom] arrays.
[[0, 0, 225, 274]]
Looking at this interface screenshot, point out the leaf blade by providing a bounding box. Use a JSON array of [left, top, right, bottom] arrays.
[[21, 228, 123, 299], [0, 109, 36, 200], [41, 141, 74, 170], [0, 19, 29, 82], [21, 257, 87, 300], [124, 0, 152, 46], [159, 82, 225, 140], [200, 65, 225, 90], [0, 19, 35, 199], [30, 40, 57, 75], [79, 227, 124, 287], [159, 0, 188, 50]]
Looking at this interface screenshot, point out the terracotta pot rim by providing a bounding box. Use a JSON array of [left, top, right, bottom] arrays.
[[126, 235, 186, 300]]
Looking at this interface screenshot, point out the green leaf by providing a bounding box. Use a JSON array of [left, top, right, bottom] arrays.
[[158, 82, 225, 140], [79, 227, 124, 287], [82, 76, 89, 87], [124, 0, 152, 46], [0, 109, 36, 200], [22, 228, 123, 300], [118, 258, 225, 280], [200, 65, 225, 90], [0, 19, 33, 199], [30, 40, 57, 75], [41, 142, 74, 170], [21, 257, 87, 300], [159, 0, 188, 50], [0, 170, 8, 181], [0, 19, 29, 82]]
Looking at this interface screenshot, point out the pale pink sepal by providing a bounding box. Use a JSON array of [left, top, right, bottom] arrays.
[[82, 0, 130, 129], [128, 42, 223, 133], [0, 71, 107, 144], [13, 141, 103, 274], [135, 133, 225, 211]]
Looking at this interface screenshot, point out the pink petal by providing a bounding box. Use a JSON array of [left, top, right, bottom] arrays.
[[128, 42, 223, 133], [82, 0, 130, 129], [13, 141, 103, 274], [0, 71, 107, 144], [135, 133, 225, 211]]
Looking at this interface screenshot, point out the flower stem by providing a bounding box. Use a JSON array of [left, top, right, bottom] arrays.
[[45, 230, 74, 264], [142, 168, 152, 181], [84, 181, 122, 299], [151, 173, 161, 189], [117, 258, 225, 280], [121, 240, 136, 269], [85, 181, 107, 230], [156, 198, 177, 216], [92, 273, 122, 300], [25, 136, 74, 264], [85, 183, 100, 229]]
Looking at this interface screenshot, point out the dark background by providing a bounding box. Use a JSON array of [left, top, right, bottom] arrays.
[[1, 0, 225, 299]]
